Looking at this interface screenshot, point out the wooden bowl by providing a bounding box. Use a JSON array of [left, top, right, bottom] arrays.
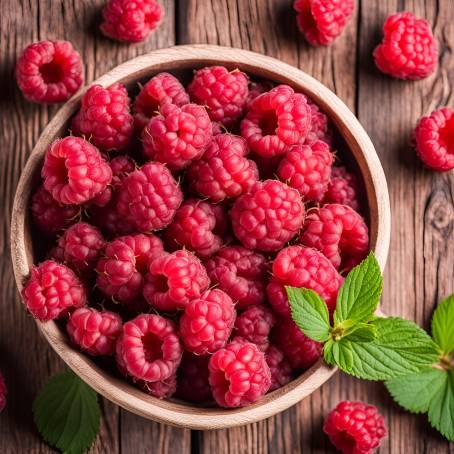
[[11, 45, 391, 430]]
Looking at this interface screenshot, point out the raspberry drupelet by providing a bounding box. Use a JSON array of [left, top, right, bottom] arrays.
[[305, 100, 332, 145], [175, 353, 212, 403], [140, 374, 177, 399], [0, 371, 6, 413], [265, 344, 293, 391], [322, 166, 361, 211]]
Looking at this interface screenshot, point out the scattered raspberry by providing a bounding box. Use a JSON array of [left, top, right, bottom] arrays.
[[179, 289, 236, 355], [175, 353, 212, 403], [142, 103, 212, 170], [322, 166, 360, 211], [265, 345, 293, 391], [187, 134, 259, 202], [267, 245, 343, 316], [0, 371, 6, 412], [277, 140, 333, 201], [294, 0, 354, 46], [323, 401, 387, 454], [144, 250, 209, 312], [22, 260, 87, 321], [208, 341, 271, 407], [66, 307, 122, 356], [42, 137, 112, 205], [188, 66, 249, 126], [116, 162, 183, 232], [240, 85, 311, 158], [414, 107, 454, 171], [140, 374, 177, 399], [15, 40, 83, 104], [100, 0, 163, 43], [305, 100, 332, 145], [231, 179, 305, 252], [373, 12, 438, 80]]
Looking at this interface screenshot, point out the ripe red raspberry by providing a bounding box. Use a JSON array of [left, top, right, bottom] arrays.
[[265, 344, 293, 391], [0, 370, 6, 413], [72, 83, 134, 152], [246, 81, 274, 109], [324, 401, 387, 454], [89, 198, 135, 237], [175, 353, 212, 403], [66, 307, 122, 356], [322, 166, 360, 211], [305, 100, 332, 145], [373, 12, 438, 80], [231, 179, 305, 252], [100, 0, 163, 43], [188, 66, 249, 127], [240, 85, 311, 158], [208, 341, 271, 407], [414, 107, 454, 172], [133, 72, 189, 131], [267, 245, 343, 316], [300, 203, 369, 272], [15, 40, 83, 104], [140, 374, 177, 399], [294, 0, 354, 46], [272, 317, 322, 369], [42, 137, 112, 205], [277, 140, 333, 202], [144, 250, 209, 312], [142, 103, 212, 170], [187, 134, 259, 202], [179, 289, 236, 355], [116, 162, 183, 232], [22, 260, 87, 321]]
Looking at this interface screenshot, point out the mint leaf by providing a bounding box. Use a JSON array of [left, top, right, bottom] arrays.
[[33, 371, 101, 454], [428, 370, 454, 442], [344, 323, 377, 343], [334, 253, 382, 325], [432, 294, 454, 354], [287, 286, 330, 342]]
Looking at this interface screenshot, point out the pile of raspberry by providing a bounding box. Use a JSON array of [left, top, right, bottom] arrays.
[[21, 66, 369, 409]]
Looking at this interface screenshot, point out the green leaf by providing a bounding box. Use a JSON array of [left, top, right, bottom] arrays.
[[428, 370, 454, 442], [432, 294, 454, 354], [33, 371, 101, 454], [344, 323, 377, 343], [334, 252, 382, 325], [287, 286, 330, 342], [323, 339, 336, 365]]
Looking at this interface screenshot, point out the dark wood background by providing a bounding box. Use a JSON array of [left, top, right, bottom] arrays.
[[1, 0, 453, 452]]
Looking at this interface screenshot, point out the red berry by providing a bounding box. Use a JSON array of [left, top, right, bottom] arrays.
[[140, 374, 177, 399], [322, 166, 360, 211], [89, 197, 135, 237], [305, 100, 332, 145], [15, 40, 83, 104], [246, 80, 274, 109], [265, 344, 293, 391], [175, 353, 212, 403], [0, 371, 6, 413]]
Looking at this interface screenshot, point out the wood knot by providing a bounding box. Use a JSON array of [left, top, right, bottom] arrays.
[[425, 187, 454, 239]]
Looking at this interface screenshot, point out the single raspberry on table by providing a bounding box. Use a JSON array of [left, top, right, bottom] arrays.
[[0, 370, 6, 412], [15, 40, 83, 103], [22, 260, 87, 321], [208, 340, 271, 408], [100, 0, 163, 43], [322, 166, 361, 211], [66, 307, 122, 356], [265, 344, 293, 391], [140, 374, 177, 399], [179, 289, 236, 355], [188, 66, 249, 127], [42, 136, 112, 205], [293, 0, 354, 46], [373, 12, 438, 80], [414, 107, 454, 172], [240, 85, 311, 158], [230, 179, 305, 252], [175, 353, 212, 403], [305, 100, 332, 145], [323, 401, 387, 454]]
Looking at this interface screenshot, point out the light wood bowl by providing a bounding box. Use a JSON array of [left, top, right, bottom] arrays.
[[11, 45, 391, 430]]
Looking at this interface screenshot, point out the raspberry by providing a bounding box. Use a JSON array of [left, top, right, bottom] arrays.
[[118, 314, 182, 382], [300, 203, 369, 272], [163, 199, 226, 258], [144, 250, 209, 312], [294, 0, 354, 46], [22, 260, 87, 321], [142, 103, 212, 171], [179, 289, 236, 355], [265, 345, 293, 391], [230, 179, 305, 252], [72, 83, 134, 152], [267, 245, 343, 316], [414, 107, 454, 171], [373, 12, 438, 80], [116, 162, 183, 232], [187, 134, 259, 202], [208, 341, 271, 407], [322, 166, 360, 211], [204, 246, 268, 309], [277, 140, 333, 202], [323, 401, 387, 454], [42, 137, 112, 205], [0, 371, 6, 413], [66, 307, 122, 356], [100, 0, 163, 43], [305, 100, 332, 145], [246, 81, 274, 109], [140, 374, 177, 399], [15, 40, 83, 104], [272, 317, 322, 369], [175, 353, 212, 403], [89, 197, 135, 237], [188, 66, 249, 126], [240, 85, 311, 158], [133, 72, 189, 131]]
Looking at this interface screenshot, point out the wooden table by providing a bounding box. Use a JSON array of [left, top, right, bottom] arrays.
[[1, 1, 453, 452]]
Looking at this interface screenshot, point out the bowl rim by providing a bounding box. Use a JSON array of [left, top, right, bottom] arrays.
[[11, 44, 391, 430]]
